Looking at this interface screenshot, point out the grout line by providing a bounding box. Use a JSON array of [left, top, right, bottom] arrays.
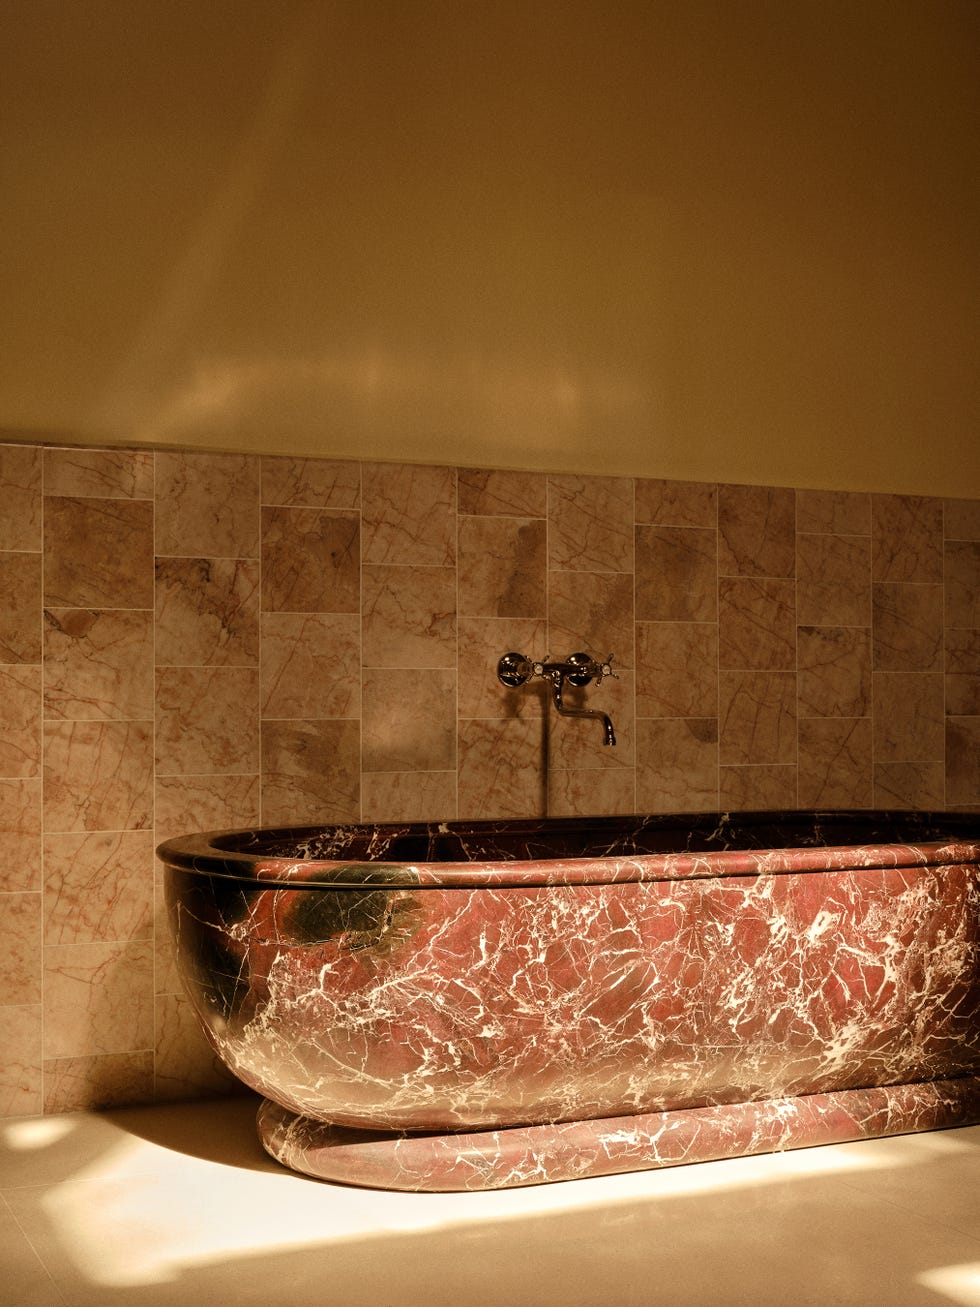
[[714, 483, 721, 811], [150, 451, 159, 1103], [453, 467, 460, 823], [543, 475, 551, 819], [39, 449, 46, 1117], [356, 461, 363, 822], [793, 487, 800, 811]]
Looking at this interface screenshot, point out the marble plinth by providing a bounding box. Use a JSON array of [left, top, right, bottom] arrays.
[[258, 1077, 980, 1191]]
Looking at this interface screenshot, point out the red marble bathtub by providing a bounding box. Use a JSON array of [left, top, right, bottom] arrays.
[[158, 810, 980, 1190]]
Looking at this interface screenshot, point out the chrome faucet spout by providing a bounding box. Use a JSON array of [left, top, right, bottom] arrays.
[[552, 687, 617, 746]]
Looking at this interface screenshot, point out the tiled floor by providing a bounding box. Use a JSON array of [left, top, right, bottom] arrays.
[[2, 1096, 979, 1306]]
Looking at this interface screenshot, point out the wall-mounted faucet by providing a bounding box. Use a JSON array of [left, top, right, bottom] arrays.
[[497, 652, 617, 746]]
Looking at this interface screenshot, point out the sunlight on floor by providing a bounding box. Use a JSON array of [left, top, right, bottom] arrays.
[[3, 1102, 979, 1306], [3, 1118, 77, 1151], [25, 1120, 980, 1289]]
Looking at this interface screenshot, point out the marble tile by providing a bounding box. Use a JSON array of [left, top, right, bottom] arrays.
[[154, 775, 260, 995], [634, 477, 716, 527], [796, 532, 871, 627], [635, 622, 718, 719], [635, 718, 718, 813], [547, 670, 633, 769], [719, 670, 797, 765], [946, 626, 980, 675], [458, 516, 546, 618], [362, 463, 456, 567], [154, 993, 241, 1102], [154, 451, 260, 558], [946, 673, 980, 716], [43, 608, 154, 719], [0, 664, 41, 777], [945, 629, 980, 716], [44, 496, 153, 609], [548, 474, 634, 572], [43, 938, 153, 1058], [0, 444, 41, 550], [456, 617, 548, 720], [944, 540, 980, 629], [718, 484, 795, 578], [719, 763, 798, 809], [155, 667, 259, 775], [547, 571, 633, 669], [635, 525, 717, 622], [43, 447, 153, 500], [261, 506, 360, 613], [43, 720, 153, 832], [360, 771, 457, 823], [798, 717, 873, 808], [0, 778, 41, 891], [260, 719, 360, 825], [873, 760, 945, 809], [155, 558, 260, 667], [0, 552, 42, 662], [541, 768, 632, 818], [796, 489, 870, 536], [362, 565, 456, 667], [43, 1050, 155, 1113], [158, 905, 182, 999], [872, 673, 944, 761], [156, 879, 181, 1001], [154, 773, 261, 846], [43, 830, 154, 945], [0, 1003, 41, 1116], [872, 583, 943, 672], [1, 893, 41, 1005], [872, 494, 943, 583], [261, 455, 360, 509], [361, 669, 456, 772], [946, 717, 980, 806], [261, 613, 359, 718], [458, 467, 547, 518], [718, 577, 796, 670], [457, 718, 545, 818], [944, 497, 980, 541], [797, 626, 871, 717]]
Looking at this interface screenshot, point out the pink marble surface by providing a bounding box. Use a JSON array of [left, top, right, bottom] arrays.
[[258, 1076, 980, 1191], [162, 813, 980, 1190]]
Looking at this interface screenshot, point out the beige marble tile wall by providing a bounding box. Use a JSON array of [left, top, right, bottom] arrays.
[[1, 442, 978, 1117]]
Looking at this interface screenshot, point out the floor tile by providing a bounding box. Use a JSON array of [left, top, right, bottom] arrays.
[[1, 1102, 979, 1307], [0, 1195, 66, 1305]]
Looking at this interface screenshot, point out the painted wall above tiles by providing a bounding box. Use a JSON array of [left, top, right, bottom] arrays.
[[1, 439, 979, 1117], [2, 3, 979, 495]]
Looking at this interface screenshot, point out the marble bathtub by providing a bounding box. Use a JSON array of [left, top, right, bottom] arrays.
[[158, 810, 980, 1190]]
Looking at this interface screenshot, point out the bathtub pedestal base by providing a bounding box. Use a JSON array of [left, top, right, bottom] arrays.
[[257, 1075, 980, 1192]]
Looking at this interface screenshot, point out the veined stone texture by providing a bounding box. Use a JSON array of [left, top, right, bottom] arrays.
[[1, 439, 978, 1118]]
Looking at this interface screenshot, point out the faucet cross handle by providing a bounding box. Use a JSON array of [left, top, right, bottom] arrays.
[[592, 654, 617, 686], [565, 651, 617, 687]]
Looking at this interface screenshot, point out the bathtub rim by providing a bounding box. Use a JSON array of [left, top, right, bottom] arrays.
[[157, 808, 980, 889]]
